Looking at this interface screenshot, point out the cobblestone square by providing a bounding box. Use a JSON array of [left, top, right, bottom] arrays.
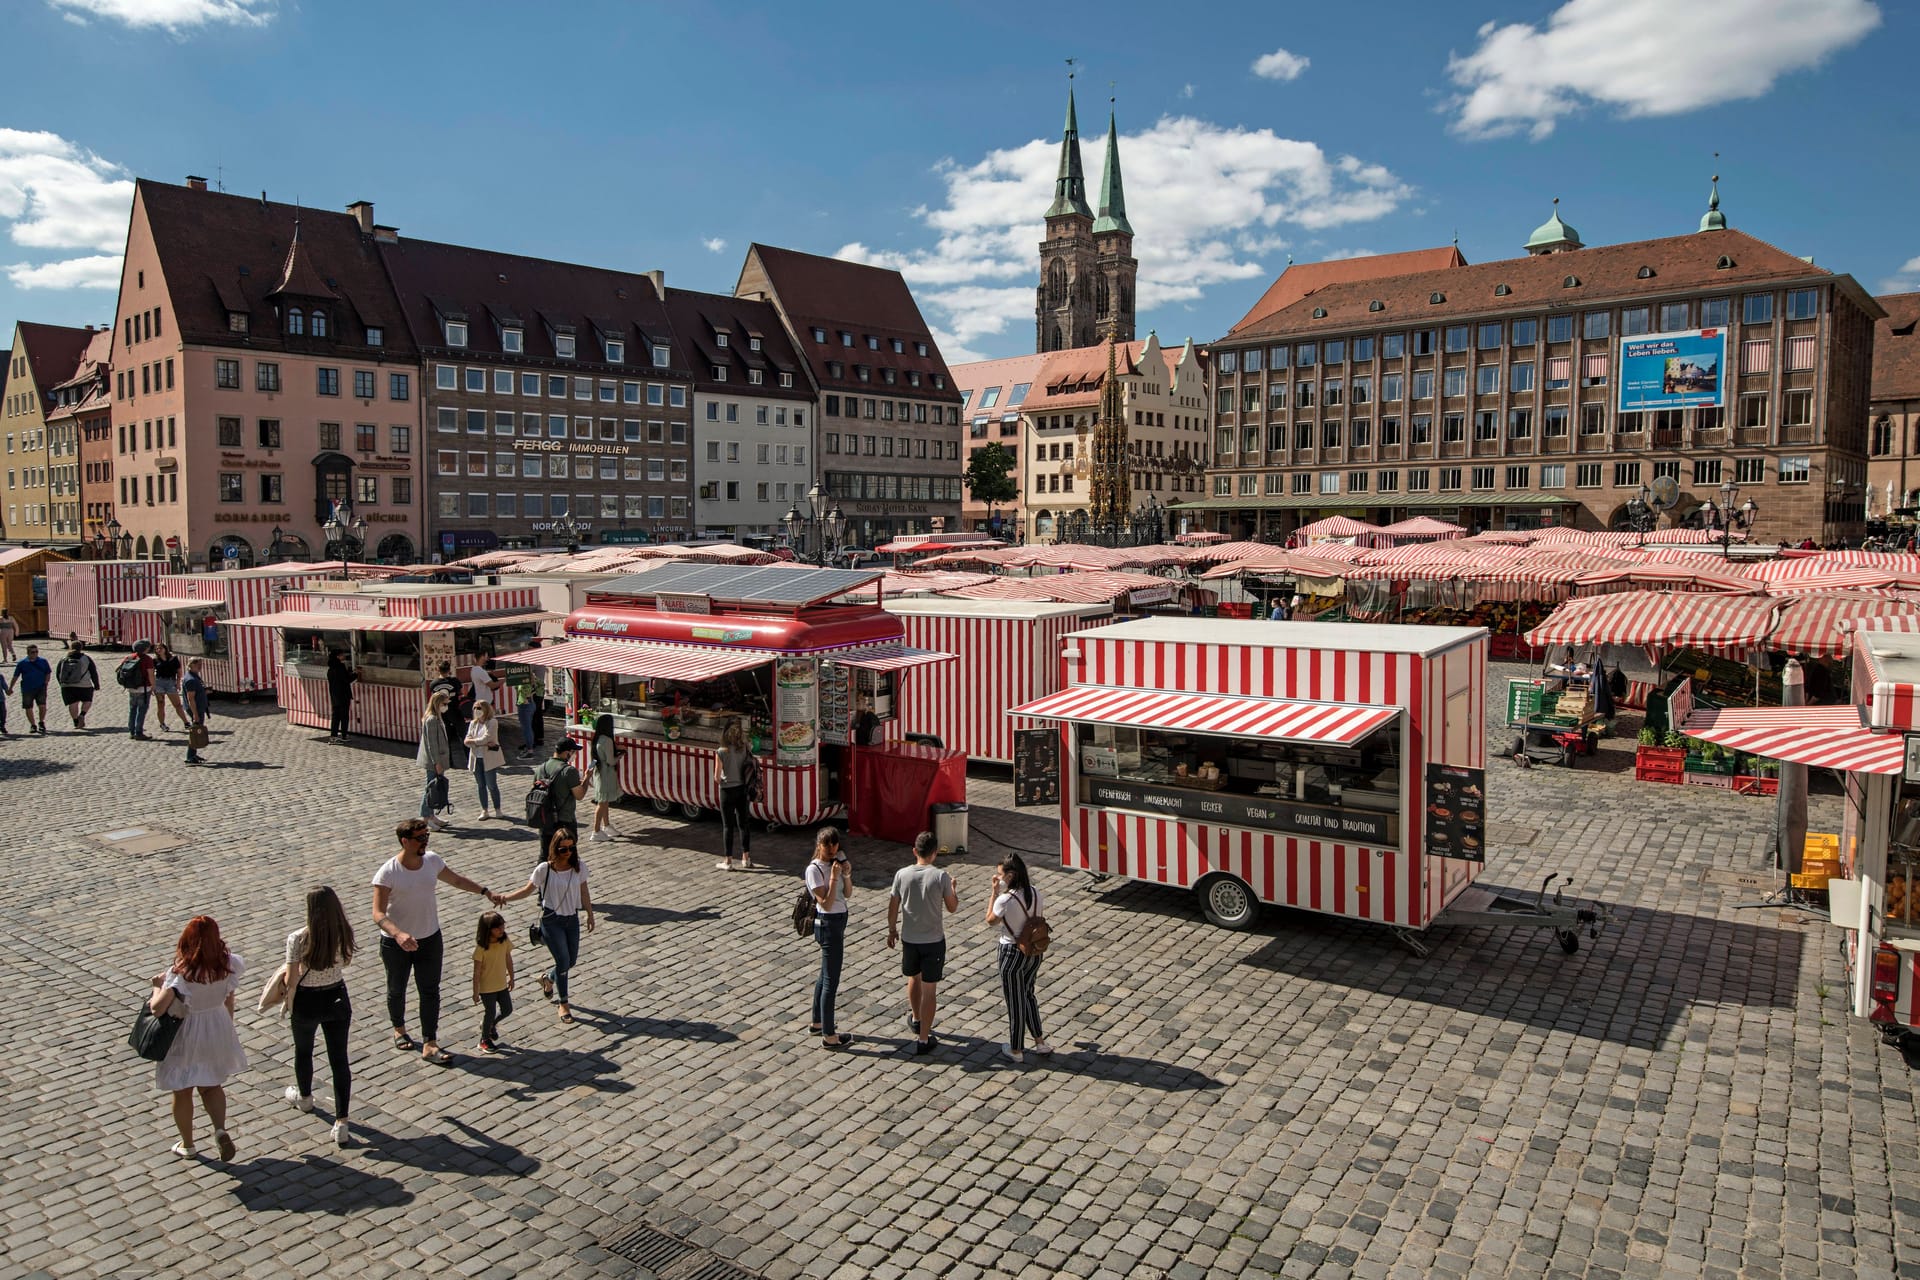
[[2, 662, 1915, 1279]]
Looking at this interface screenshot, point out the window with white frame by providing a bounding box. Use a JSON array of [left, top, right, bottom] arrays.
[[1778, 455, 1810, 484]]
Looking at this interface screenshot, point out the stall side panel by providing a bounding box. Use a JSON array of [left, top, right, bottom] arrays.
[[617, 737, 832, 827], [401, 587, 542, 619], [228, 578, 282, 692], [284, 673, 421, 742], [1425, 639, 1486, 924], [111, 609, 165, 650], [896, 614, 1025, 764]]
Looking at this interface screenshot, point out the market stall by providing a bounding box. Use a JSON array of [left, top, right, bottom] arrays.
[[45, 559, 164, 644], [884, 597, 1114, 765], [112, 565, 318, 694], [227, 582, 551, 740], [0, 546, 68, 635], [501, 563, 958, 833], [1010, 617, 1489, 934]]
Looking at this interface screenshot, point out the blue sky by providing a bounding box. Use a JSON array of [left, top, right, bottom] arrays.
[[1, 0, 1913, 365]]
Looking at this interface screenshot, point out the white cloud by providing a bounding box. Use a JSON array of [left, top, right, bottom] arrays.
[[1881, 255, 1920, 294], [836, 113, 1410, 361], [1251, 48, 1310, 82], [0, 129, 133, 290], [702, 237, 728, 254], [46, 0, 274, 31], [1446, 0, 1880, 140]]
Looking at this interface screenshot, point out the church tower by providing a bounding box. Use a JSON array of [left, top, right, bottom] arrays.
[[1035, 84, 1098, 352], [1090, 103, 1137, 345]]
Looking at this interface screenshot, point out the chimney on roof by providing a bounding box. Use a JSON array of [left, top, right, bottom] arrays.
[[646, 269, 666, 302], [372, 224, 399, 244], [185, 175, 208, 192], [346, 201, 374, 235]]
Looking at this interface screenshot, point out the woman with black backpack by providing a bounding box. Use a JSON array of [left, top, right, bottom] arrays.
[[984, 854, 1052, 1064]]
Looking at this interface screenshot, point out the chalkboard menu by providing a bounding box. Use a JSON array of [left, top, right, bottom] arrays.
[[1013, 728, 1061, 807], [1423, 762, 1487, 862]]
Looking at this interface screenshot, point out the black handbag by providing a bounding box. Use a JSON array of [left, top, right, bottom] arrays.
[[428, 772, 451, 814], [529, 865, 550, 945], [129, 993, 184, 1062]]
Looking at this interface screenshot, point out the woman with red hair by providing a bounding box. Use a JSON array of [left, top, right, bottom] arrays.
[[147, 916, 248, 1159]]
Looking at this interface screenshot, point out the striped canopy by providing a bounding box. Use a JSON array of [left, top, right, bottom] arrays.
[[1009, 684, 1398, 745], [1523, 591, 1781, 655], [1681, 705, 1905, 774], [1571, 565, 1768, 596], [499, 637, 771, 681], [1295, 515, 1382, 540], [1768, 593, 1920, 658]]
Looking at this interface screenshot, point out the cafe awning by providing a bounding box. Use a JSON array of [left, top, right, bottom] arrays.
[[823, 644, 955, 673], [498, 637, 770, 682], [228, 610, 553, 633], [1008, 684, 1398, 745], [112, 596, 215, 613], [1681, 705, 1906, 774]]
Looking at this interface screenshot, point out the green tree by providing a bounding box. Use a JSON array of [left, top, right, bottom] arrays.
[[965, 442, 1020, 510]]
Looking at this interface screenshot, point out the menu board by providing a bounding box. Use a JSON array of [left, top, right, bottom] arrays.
[[1013, 728, 1061, 807], [419, 631, 455, 682], [1423, 763, 1487, 862], [1082, 777, 1396, 844], [774, 657, 819, 766], [818, 663, 851, 743]]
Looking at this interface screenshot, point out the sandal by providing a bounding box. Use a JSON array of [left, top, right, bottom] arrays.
[[422, 1047, 454, 1066], [539, 976, 555, 1001], [391, 1030, 415, 1052], [170, 1140, 197, 1159], [821, 1034, 853, 1049], [558, 1007, 574, 1023], [214, 1129, 236, 1162]]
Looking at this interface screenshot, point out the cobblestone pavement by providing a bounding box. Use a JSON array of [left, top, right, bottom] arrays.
[[2, 661, 1917, 1280]]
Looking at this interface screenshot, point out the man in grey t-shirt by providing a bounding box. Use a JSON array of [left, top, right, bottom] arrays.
[[888, 831, 958, 1055]]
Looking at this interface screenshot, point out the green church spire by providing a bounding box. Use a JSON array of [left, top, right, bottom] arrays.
[[1092, 104, 1132, 236], [1046, 85, 1093, 220]]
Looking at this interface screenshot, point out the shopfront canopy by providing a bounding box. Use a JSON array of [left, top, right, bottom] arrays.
[[228, 609, 553, 633], [1768, 593, 1920, 659], [113, 596, 217, 613], [1522, 591, 1781, 656], [499, 637, 770, 682], [823, 644, 955, 673], [1570, 565, 1769, 595], [1681, 706, 1906, 775], [1008, 684, 1398, 746]]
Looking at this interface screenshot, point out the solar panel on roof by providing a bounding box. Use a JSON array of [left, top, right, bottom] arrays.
[[594, 563, 884, 608]]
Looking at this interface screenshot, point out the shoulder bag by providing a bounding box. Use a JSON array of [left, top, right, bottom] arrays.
[[529, 865, 551, 945], [1003, 890, 1052, 957], [129, 989, 185, 1062]]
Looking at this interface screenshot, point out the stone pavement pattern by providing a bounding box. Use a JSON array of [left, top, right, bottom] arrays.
[[1, 661, 1917, 1280]]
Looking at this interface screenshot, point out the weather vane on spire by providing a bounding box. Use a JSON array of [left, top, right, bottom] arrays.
[[1066, 57, 1077, 81]]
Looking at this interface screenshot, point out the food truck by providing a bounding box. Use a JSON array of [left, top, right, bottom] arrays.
[[884, 597, 1113, 765], [110, 565, 320, 694], [503, 563, 959, 836], [1010, 618, 1490, 934], [228, 582, 551, 741], [45, 559, 165, 644]]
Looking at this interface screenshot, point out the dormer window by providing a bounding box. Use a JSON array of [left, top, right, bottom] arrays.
[[713, 365, 728, 381], [652, 343, 670, 366], [445, 320, 468, 347], [287, 308, 306, 336], [749, 337, 761, 352], [932, 374, 946, 389], [779, 372, 793, 388], [839, 331, 853, 347], [366, 326, 383, 347], [716, 333, 729, 348], [890, 338, 903, 354], [311, 311, 328, 338], [915, 342, 928, 356], [1494, 284, 1512, 296], [228, 311, 249, 333], [555, 332, 576, 358], [749, 369, 763, 385], [811, 327, 826, 343], [867, 336, 879, 350], [1428, 293, 1445, 305], [605, 338, 625, 363], [908, 371, 922, 387], [502, 327, 523, 354]]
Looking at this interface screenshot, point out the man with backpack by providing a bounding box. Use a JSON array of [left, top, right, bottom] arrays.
[[529, 740, 590, 854], [119, 639, 156, 739], [887, 832, 958, 1056], [56, 642, 99, 730]]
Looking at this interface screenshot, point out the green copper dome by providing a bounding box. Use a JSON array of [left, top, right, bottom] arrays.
[[1525, 200, 1582, 251], [1699, 176, 1726, 232]]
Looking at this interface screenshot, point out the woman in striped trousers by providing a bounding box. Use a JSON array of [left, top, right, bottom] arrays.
[[985, 854, 1052, 1064]]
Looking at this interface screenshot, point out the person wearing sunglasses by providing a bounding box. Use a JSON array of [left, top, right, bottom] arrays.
[[372, 819, 503, 1066], [498, 828, 594, 1024]]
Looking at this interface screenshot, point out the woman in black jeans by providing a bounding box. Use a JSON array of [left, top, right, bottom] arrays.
[[805, 827, 853, 1047], [281, 885, 357, 1146], [714, 720, 756, 871]]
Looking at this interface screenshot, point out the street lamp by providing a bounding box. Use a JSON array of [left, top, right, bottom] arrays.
[[1701, 480, 1758, 559], [322, 503, 368, 578], [106, 514, 130, 560], [266, 524, 288, 564], [783, 481, 845, 566], [552, 512, 586, 553], [1624, 484, 1656, 545]]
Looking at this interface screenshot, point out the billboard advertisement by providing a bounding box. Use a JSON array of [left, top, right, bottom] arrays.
[[1617, 328, 1725, 413]]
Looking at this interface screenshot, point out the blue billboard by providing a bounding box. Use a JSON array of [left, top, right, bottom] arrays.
[[1617, 328, 1725, 413]]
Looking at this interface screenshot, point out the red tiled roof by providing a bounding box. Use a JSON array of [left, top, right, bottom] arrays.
[[738, 244, 961, 403], [136, 180, 414, 356], [1021, 338, 1179, 414], [952, 350, 1052, 408], [1228, 247, 1468, 335], [15, 321, 96, 397], [49, 328, 112, 395], [1875, 293, 1920, 403], [661, 289, 815, 400], [1227, 229, 1873, 344]]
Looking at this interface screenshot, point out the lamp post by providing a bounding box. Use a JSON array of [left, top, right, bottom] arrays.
[[322, 503, 368, 579], [552, 512, 586, 553], [1625, 484, 1655, 546], [266, 524, 288, 564], [106, 514, 129, 560], [1702, 480, 1758, 559], [782, 481, 844, 566]]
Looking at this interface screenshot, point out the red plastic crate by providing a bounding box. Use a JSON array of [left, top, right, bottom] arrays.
[[1734, 775, 1780, 796], [1635, 765, 1684, 784]]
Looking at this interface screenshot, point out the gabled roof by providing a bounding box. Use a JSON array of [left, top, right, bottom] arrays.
[[13, 322, 96, 397], [136, 180, 413, 355], [51, 329, 113, 394], [1228, 247, 1468, 335], [1226, 229, 1879, 343], [1875, 293, 1920, 403], [1023, 338, 1177, 414], [661, 288, 815, 400], [376, 236, 685, 377], [267, 223, 340, 301]]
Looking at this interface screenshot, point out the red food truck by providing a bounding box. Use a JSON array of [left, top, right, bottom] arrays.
[[1010, 617, 1492, 935], [503, 564, 961, 839]]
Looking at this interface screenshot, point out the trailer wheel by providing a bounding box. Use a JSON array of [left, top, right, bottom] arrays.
[[1559, 744, 1578, 768], [679, 802, 705, 821], [1197, 874, 1260, 931], [649, 796, 674, 815], [1556, 928, 1580, 954]]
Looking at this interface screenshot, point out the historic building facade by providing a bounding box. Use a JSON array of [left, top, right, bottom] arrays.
[[1183, 196, 1881, 545], [1035, 90, 1136, 354], [1867, 293, 1920, 516], [3, 322, 95, 550], [44, 328, 112, 551]]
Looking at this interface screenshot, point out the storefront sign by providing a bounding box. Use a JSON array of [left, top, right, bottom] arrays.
[[1014, 728, 1060, 807], [1083, 777, 1395, 845], [1128, 585, 1173, 606], [1422, 763, 1487, 863], [689, 626, 754, 644], [511, 440, 632, 456], [310, 595, 386, 617], [531, 522, 592, 532], [775, 657, 818, 766], [656, 592, 711, 615]]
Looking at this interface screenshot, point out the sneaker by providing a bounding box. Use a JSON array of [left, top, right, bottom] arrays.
[[1000, 1044, 1024, 1063], [214, 1129, 236, 1162], [170, 1140, 197, 1159], [1030, 1040, 1054, 1056], [915, 1039, 935, 1056], [907, 1015, 920, 1035], [331, 1121, 351, 1148], [284, 1086, 314, 1112], [427, 817, 452, 832], [478, 1039, 498, 1054]]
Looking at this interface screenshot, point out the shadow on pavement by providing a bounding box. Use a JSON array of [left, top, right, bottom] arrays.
[[350, 1117, 541, 1175], [229, 1153, 415, 1213], [447, 1044, 635, 1101], [594, 902, 722, 927], [198, 760, 285, 771], [567, 1006, 741, 1048], [0, 756, 75, 781], [846, 1031, 1223, 1091]]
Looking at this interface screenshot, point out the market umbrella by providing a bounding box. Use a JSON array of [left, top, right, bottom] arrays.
[[1767, 592, 1920, 659], [1570, 565, 1768, 596], [1523, 591, 1783, 657]]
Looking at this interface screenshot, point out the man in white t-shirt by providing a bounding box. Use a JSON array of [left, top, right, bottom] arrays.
[[469, 657, 497, 714], [371, 818, 503, 1066]]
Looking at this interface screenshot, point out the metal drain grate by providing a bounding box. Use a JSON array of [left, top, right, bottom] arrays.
[[600, 1222, 766, 1280]]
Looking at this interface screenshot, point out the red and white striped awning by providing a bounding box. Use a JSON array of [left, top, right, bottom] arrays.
[[1523, 591, 1781, 655], [113, 596, 216, 613], [498, 637, 770, 681], [1681, 705, 1906, 775], [823, 644, 955, 673], [1769, 593, 1920, 659], [229, 609, 553, 633], [1008, 684, 1399, 745]]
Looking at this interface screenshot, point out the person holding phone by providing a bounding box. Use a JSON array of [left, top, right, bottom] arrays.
[[805, 827, 854, 1047]]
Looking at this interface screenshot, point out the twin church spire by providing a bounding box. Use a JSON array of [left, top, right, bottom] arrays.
[[1036, 77, 1137, 353]]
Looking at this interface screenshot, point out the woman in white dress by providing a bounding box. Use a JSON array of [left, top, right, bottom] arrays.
[[148, 915, 248, 1160]]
